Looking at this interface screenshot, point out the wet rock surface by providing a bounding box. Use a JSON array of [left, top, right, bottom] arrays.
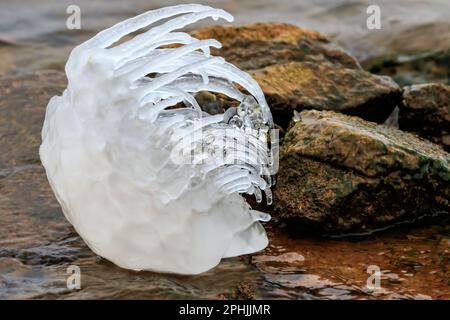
[[0, 71, 67, 169], [399, 83, 450, 152], [274, 110, 449, 233], [1, 18, 449, 299], [193, 23, 360, 70], [251, 61, 400, 128], [194, 23, 401, 128], [365, 50, 450, 87]]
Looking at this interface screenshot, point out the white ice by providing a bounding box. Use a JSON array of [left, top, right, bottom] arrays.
[[40, 4, 273, 274]]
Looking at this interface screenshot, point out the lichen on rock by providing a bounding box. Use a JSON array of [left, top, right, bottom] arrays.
[[365, 49, 450, 86], [251, 61, 401, 128], [274, 110, 449, 234], [399, 83, 450, 152], [193, 23, 402, 128]]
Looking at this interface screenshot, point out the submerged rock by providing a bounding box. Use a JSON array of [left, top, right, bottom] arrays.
[[274, 110, 449, 234], [399, 83, 450, 152], [194, 23, 401, 128]]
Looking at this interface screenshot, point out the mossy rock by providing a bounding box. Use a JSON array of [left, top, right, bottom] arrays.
[[399, 83, 450, 152], [274, 110, 450, 234], [364, 50, 450, 86], [193, 23, 401, 128]]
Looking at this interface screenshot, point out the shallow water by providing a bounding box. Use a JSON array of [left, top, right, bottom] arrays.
[[0, 0, 449, 299], [1, 0, 449, 74]]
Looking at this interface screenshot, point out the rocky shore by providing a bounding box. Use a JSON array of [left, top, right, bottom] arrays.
[[0, 21, 449, 299]]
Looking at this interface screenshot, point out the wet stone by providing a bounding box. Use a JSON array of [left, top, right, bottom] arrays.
[[0, 22, 448, 300], [365, 50, 450, 87], [399, 83, 450, 152], [273, 110, 450, 233], [0, 71, 67, 169], [194, 23, 401, 128]]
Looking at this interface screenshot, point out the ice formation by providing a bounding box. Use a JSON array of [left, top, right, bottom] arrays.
[[40, 4, 274, 274]]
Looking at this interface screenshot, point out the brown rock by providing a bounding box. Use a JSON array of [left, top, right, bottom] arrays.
[[0, 71, 67, 169], [251, 61, 401, 128], [399, 83, 450, 152], [193, 23, 401, 128], [193, 23, 360, 70], [274, 110, 449, 234], [365, 49, 450, 86]]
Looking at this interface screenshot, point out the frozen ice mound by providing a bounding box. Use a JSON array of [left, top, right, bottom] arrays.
[[40, 4, 274, 274]]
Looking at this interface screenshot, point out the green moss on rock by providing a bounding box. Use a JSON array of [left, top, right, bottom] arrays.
[[274, 110, 449, 234], [193, 23, 401, 129]]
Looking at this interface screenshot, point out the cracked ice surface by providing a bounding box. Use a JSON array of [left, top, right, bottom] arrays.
[[40, 4, 274, 274]]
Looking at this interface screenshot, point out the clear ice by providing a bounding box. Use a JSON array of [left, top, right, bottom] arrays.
[[40, 4, 274, 274]]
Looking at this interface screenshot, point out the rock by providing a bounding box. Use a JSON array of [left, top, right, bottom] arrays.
[[195, 91, 237, 115], [192, 23, 360, 70], [0, 240, 86, 266], [0, 71, 74, 251], [274, 110, 450, 234], [399, 83, 450, 152], [365, 50, 450, 86], [251, 61, 401, 128], [193, 23, 401, 128], [0, 71, 67, 169]]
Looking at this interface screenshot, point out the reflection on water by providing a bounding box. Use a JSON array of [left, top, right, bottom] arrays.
[[1, 209, 448, 299], [0, 0, 449, 300], [0, 161, 447, 299], [251, 224, 448, 299]]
